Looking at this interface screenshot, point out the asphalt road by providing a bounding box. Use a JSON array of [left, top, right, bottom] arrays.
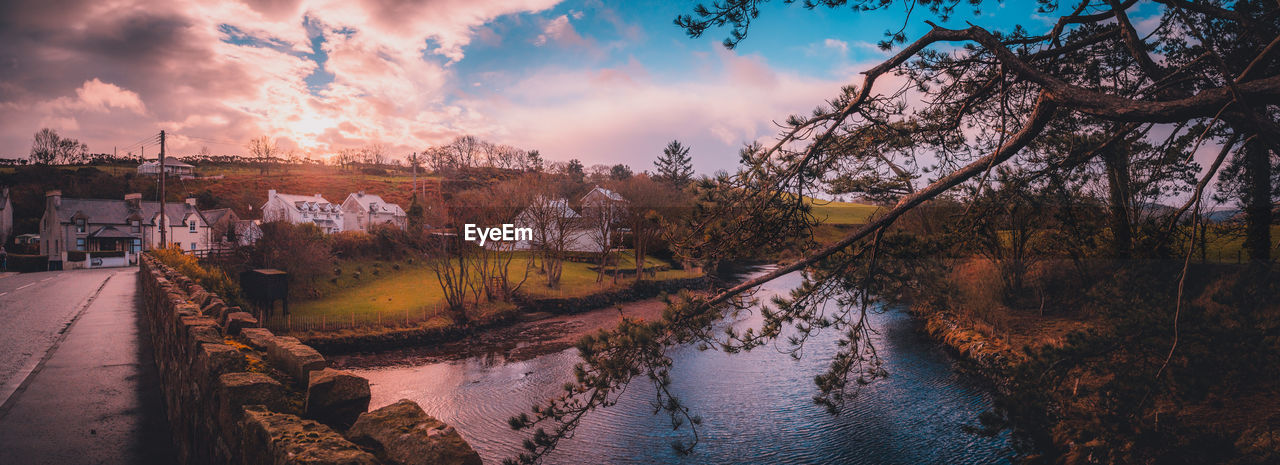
[[0, 268, 119, 400], [0, 268, 176, 465]]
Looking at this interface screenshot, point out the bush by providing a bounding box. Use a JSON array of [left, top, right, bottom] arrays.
[[151, 245, 242, 306], [66, 251, 87, 262], [328, 231, 376, 259]]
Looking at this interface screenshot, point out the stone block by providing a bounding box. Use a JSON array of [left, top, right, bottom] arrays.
[[266, 337, 326, 385], [223, 312, 259, 336], [199, 343, 247, 380], [304, 369, 370, 429], [240, 328, 276, 350], [218, 372, 287, 432], [347, 399, 482, 465], [203, 299, 227, 319], [188, 324, 223, 348], [240, 406, 378, 465]]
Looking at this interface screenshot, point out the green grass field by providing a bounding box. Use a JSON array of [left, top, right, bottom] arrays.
[[286, 252, 699, 325], [805, 197, 882, 225]]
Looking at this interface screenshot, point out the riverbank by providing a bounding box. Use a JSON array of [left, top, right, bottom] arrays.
[[300, 276, 709, 355], [905, 259, 1280, 465]]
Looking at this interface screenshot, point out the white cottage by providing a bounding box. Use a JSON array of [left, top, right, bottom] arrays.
[[260, 190, 344, 234], [341, 191, 407, 232]]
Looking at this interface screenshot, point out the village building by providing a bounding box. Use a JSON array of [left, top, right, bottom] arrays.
[[39, 191, 212, 269], [578, 185, 628, 252], [260, 190, 344, 234], [340, 191, 407, 232], [137, 159, 195, 177], [203, 208, 263, 247]]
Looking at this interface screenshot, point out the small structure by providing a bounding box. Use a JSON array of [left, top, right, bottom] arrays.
[[137, 159, 195, 176], [240, 268, 289, 319]]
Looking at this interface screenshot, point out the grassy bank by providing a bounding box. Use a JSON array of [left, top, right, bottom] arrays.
[[271, 252, 700, 333]]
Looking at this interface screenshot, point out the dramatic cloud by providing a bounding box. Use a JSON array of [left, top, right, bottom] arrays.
[[0, 0, 869, 174]]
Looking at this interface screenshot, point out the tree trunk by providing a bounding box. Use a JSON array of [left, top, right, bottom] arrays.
[[1101, 146, 1133, 259], [1243, 138, 1272, 262]]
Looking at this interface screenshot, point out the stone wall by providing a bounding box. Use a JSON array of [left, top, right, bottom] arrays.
[[139, 254, 482, 465]]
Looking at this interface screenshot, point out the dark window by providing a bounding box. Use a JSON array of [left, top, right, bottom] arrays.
[[131, 220, 141, 234], [75, 238, 85, 250], [75, 218, 85, 233]]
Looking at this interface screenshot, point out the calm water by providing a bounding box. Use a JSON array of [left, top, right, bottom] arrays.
[[346, 267, 1014, 464]]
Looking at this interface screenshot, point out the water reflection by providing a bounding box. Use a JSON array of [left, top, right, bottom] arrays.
[[347, 267, 1013, 464]]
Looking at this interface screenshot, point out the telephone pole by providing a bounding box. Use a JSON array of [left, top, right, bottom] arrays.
[[158, 130, 167, 247]]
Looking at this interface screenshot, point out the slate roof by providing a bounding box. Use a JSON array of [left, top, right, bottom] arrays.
[[202, 208, 234, 225], [53, 198, 202, 226], [344, 192, 406, 217], [271, 192, 339, 213], [88, 225, 135, 239]]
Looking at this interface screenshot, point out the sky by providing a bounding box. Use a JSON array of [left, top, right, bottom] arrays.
[[0, 0, 1168, 176]]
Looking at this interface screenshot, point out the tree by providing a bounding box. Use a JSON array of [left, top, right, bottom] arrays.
[[654, 140, 693, 187], [29, 128, 86, 165], [609, 164, 633, 180], [614, 175, 682, 280], [246, 136, 278, 175], [564, 159, 585, 184], [525, 150, 544, 172], [506, 2, 1280, 464]]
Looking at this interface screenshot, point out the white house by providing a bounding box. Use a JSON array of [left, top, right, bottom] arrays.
[[261, 190, 344, 234], [341, 191, 407, 232], [138, 159, 195, 176], [578, 186, 627, 252], [39, 191, 212, 269]]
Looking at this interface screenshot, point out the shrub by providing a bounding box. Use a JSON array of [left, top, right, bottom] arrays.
[[66, 251, 87, 262], [151, 245, 242, 306], [328, 231, 376, 259]]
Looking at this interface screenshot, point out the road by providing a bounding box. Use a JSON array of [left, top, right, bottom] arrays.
[[0, 268, 118, 400], [0, 268, 176, 464]]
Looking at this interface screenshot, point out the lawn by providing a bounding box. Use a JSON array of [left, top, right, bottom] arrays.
[[805, 197, 882, 225], [282, 252, 700, 327]]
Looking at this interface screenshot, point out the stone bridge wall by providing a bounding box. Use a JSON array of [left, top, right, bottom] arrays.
[[138, 255, 482, 465]]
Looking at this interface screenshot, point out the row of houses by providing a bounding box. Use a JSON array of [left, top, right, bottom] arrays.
[[33, 189, 408, 270]]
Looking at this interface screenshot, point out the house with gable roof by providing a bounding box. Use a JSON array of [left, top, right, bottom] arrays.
[[341, 191, 407, 232], [261, 189, 344, 234], [39, 191, 212, 269]]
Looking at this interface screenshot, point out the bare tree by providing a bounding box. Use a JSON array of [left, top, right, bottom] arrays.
[[246, 136, 278, 175]]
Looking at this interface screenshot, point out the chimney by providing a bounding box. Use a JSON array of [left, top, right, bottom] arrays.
[[46, 190, 62, 209], [358, 190, 364, 197], [268, 189, 276, 199], [124, 193, 142, 210], [185, 198, 197, 207]]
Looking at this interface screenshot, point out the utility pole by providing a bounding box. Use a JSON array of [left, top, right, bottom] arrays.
[[158, 130, 167, 248], [411, 151, 418, 200]]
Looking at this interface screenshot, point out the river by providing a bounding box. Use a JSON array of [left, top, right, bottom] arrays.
[[340, 266, 1014, 464]]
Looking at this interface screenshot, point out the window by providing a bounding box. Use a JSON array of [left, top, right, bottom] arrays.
[[189, 221, 197, 233], [75, 238, 85, 250], [130, 220, 140, 234], [131, 239, 141, 253], [191, 242, 197, 251], [75, 218, 85, 233]]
